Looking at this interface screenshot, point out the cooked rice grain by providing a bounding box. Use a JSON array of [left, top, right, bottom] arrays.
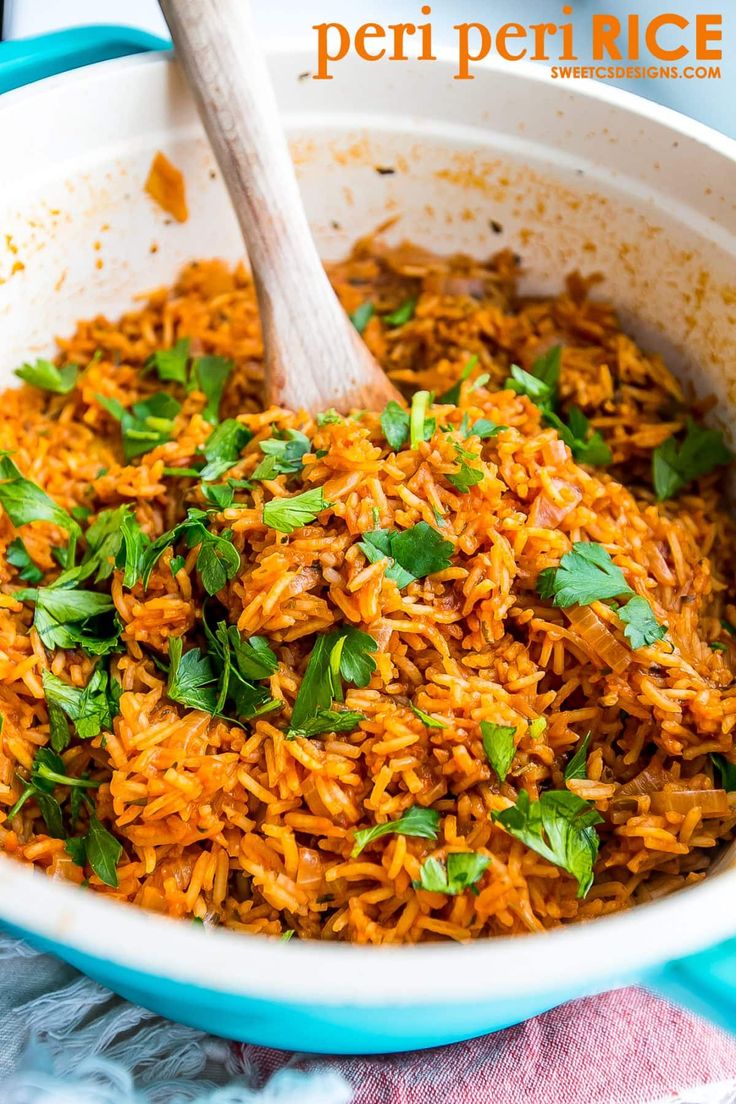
[[0, 243, 735, 943]]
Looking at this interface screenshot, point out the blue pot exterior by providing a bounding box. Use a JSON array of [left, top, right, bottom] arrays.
[[0, 918, 602, 1053]]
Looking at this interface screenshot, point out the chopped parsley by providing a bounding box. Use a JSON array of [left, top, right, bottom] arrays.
[[15, 358, 79, 394], [414, 851, 490, 895], [439, 355, 479, 405], [446, 443, 484, 493], [537, 541, 666, 651], [116, 512, 150, 588], [316, 409, 342, 427], [351, 806, 440, 857], [6, 537, 43, 583], [546, 407, 612, 467], [481, 722, 516, 783], [506, 347, 561, 414], [617, 595, 667, 650], [201, 482, 236, 509], [409, 391, 436, 448], [42, 666, 120, 744], [8, 747, 101, 842], [564, 733, 591, 781], [252, 429, 311, 481], [384, 297, 417, 327], [262, 487, 331, 535], [66, 812, 122, 887], [97, 392, 181, 461], [469, 419, 505, 440], [288, 626, 376, 737], [0, 454, 80, 559], [350, 302, 374, 334], [140, 509, 240, 595], [199, 419, 252, 482], [538, 542, 632, 608], [652, 418, 733, 501], [146, 338, 190, 384], [712, 753, 736, 792], [529, 717, 547, 741], [167, 636, 219, 713], [200, 617, 279, 721], [189, 355, 233, 424], [493, 789, 603, 898], [380, 401, 410, 451], [506, 347, 609, 467], [358, 521, 453, 589], [410, 703, 447, 729], [16, 581, 120, 655], [83, 505, 131, 582]]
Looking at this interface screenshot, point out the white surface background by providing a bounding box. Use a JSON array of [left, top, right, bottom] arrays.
[[3, 0, 734, 136]]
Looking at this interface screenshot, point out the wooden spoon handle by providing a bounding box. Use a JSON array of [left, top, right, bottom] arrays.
[[158, 0, 400, 413]]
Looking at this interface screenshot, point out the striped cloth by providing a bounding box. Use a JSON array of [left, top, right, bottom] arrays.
[[0, 933, 735, 1103]]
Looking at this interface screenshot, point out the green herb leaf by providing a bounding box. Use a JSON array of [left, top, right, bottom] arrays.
[[358, 521, 453, 590], [42, 666, 120, 741], [201, 482, 235, 509], [506, 346, 562, 414], [564, 732, 591, 781], [481, 721, 516, 783], [384, 297, 417, 327], [190, 355, 233, 424], [252, 429, 311, 481], [47, 700, 71, 754], [469, 419, 505, 440], [229, 631, 278, 681], [83, 813, 123, 887], [547, 407, 612, 467], [493, 789, 603, 897], [316, 409, 342, 427], [618, 596, 667, 650], [352, 805, 440, 857], [195, 529, 240, 596], [98, 392, 181, 460], [409, 391, 435, 449], [167, 636, 218, 713], [439, 355, 479, 405], [529, 717, 547, 741], [6, 537, 43, 583], [289, 627, 376, 735], [146, 338, 190, 384], [262, 487, 331, 534], [116, 511, 150, 588], [712, 753, 736, 792], [17, 582, 120, 656], [0, 453, 80, 539], [380, 401, 410, 451], [653, 418, 733, 501], [411, 703, 446, 729], [289, 707, 365, 739], [350, 302, 374, 335], [15, 358, 79, 394], [83, 505, 131, 582], [199, 419, 252, 482], [446, 444, 484, 493], [414, 851, 490, 895], [537, 541, 633, 608]]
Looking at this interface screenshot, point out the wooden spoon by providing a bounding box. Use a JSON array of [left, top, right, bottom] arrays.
[[158, 0, 401, 415]]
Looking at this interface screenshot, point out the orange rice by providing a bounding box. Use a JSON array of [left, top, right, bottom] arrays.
[[1, 239, 735, 943]]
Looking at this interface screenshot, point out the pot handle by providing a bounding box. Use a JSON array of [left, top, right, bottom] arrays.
[[647, 936, 736, 1034], [0, 25, 170, 95]]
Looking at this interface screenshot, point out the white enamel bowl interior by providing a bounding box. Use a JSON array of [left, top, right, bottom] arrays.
[[0, 48, 735, 1007]]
